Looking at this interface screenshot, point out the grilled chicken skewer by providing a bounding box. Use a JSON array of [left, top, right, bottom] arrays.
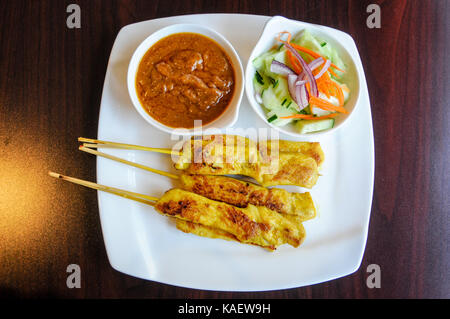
[[79, 146, 316, 221], [177, 134, 325, 168], [78, 135, 324, 166], [156, 188, 306, 250], [177, 151, 319, 188], [49, 172, 305, 250], [175, 135, 323, 188], [79, 135, 324, 188], [179, 174, 316, 221], [174, 212, 304, 249], [76, 135, 322, 246]]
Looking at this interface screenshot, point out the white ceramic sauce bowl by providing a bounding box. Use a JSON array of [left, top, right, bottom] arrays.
[[127, 24, 244, 135], [245, 16, 362, 137]]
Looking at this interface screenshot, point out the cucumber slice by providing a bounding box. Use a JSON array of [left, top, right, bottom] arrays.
[[261, 76, 299, 111], [261, 86, 280, 110], [263, 50, 287, 78], [253, 47, 288, 76], [252, 51, 273, 70], [262, 76, 298, 114], [252, 48, 283, 70], [296, 118, 335, 134]]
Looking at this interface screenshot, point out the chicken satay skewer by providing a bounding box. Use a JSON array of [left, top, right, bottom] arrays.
[[48, 172, 304, 249], [49, 172, 232, 244], [48, 172, 274, 249], [80, 139, 321, 188], [78, 146, 316, 221], [78, 136, 324, 167]]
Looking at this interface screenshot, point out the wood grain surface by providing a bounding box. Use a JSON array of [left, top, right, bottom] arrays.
[[0, 0, 448, 299]]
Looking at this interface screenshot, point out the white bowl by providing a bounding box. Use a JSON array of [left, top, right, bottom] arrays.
[[245, 16, 362, 137], [127, 24, 244, 135]]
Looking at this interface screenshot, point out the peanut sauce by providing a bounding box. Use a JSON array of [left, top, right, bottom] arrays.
[[135, 33, 235, 128]]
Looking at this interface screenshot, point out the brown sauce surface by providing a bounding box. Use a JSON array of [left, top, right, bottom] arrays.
[[135, 33, 235, 128]]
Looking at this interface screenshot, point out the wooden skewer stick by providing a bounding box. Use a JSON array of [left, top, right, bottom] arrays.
[[79, 146, 179, 180], [48, 172, 158, 206], [78, 137, 182, 156]]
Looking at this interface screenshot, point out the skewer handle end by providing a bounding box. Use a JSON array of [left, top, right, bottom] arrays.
[[48, 171, 61, 179]]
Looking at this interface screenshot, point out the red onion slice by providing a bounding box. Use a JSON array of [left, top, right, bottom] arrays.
[[297, 57, 323, 81], [295, 83, 309, 109], [284, 43, 319, 97], [288, 75, 309, 110], [275, 51, 327, 110], [270, 60, 296, 76], [314, 59, 332, 80], [308, 57, 324, 72]]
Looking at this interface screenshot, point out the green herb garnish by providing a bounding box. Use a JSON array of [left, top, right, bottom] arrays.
[[281, 98, 287, 106], [273, 80, 279, 88], [321, 42, 327, 47], [268, 76, 276, 85], [267, 114, 278, 123], [299, 109, 309, 115], [255, 71, 264, 85]]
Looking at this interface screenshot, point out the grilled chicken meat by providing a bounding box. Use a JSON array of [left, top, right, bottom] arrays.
[[179, 174, 316, 221], [260, 139, 324, 169], [155, 188, 306, 250], [174, 135, 323, 188], [175, 219, 276, 250]]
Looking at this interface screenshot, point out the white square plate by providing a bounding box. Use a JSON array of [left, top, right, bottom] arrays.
[[96, 14, 374, 291]]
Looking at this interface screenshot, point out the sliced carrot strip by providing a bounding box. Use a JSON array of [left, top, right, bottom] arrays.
[[290, 43, 320, 58], [310, 100, 347, 114], [329, 68, 340, 78], [316, 72, 341, 101], [310, 102, 339, 113], [276, 31, 292, 44], [318, 81, 330, 98], [305, 82, 311, 96], [288, 43, 345, 73], [328, 81, 345, 107], [310, 96, 348, 113]]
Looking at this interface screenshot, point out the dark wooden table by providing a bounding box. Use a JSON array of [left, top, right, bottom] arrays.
[[0, 0, 448, 299]]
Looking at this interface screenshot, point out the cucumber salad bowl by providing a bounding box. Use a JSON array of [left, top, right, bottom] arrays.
[[245, 16, 361, 137]]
